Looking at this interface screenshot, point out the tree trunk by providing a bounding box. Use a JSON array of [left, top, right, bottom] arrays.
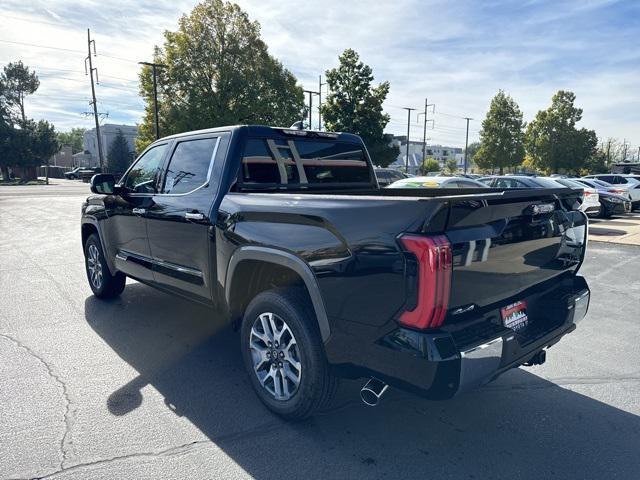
[[1, 166, 9, 181], [15, 166, 38, 182]]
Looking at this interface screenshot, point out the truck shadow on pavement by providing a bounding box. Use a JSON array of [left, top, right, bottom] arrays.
[[85, 282, 640, 479]]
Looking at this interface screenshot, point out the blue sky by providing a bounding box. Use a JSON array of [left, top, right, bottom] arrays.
[[1, 0, 638, 151]]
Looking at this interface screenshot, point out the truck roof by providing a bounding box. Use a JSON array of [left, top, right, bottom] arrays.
[[161, 124, 363, 143]]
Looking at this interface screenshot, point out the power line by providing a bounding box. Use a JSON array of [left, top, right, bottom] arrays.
[[0, 13, 71, 28], [0, 39, 139, 64], [417, 98, 435, 160], [0, 38, 83, 54]]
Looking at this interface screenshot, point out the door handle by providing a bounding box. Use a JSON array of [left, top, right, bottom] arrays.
[[184, 212, 205, 221], [132, 208, 146, 216]]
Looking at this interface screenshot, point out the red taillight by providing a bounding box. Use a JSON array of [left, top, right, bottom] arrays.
[[584, 191, 592, 197], [609, 189, 625, 195], [398, 234, 452, 330]]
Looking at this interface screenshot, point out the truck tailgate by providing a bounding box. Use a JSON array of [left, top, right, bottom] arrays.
[[442, 191, 587, 311]]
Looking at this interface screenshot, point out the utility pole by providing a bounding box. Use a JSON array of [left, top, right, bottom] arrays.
[[138, 62, 167, 139], [417, 98, 435, 161], [463, 117, 473, 174], [402, 107, 416, 173], [85, 29, 103, 170], [318, 75, 326, 130], [303, 90, 319, 129]]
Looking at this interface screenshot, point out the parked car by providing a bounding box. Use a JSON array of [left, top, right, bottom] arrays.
[[65, 166, 101, 180], [374, 168, 407, 187], [582, 174, 640, 209], [63, 167, 83, 179], [79, 167, 102, 182], [550, 178, 601, 217], [81, 125, 590, 420], [479, 175, 563, 189], [574, 179, 632, 218], [388, 176, 487, 188]]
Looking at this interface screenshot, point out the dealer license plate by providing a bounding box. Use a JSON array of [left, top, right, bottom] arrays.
[[501, 300, 528, 331]]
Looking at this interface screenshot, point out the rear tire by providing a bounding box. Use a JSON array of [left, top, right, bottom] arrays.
[[240, 288, 338, 420], [84, 233, 126, 299]]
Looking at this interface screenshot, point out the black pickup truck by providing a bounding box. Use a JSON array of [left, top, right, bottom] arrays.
[[82, 125, 590, 419]]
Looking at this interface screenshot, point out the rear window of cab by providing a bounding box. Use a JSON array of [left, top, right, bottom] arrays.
[[241, 138, 372, 186]]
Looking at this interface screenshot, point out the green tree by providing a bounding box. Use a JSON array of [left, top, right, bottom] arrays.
[[474, 90, 525, 175], [320, 49, 399, 167], [1, 61, 39, 124], [136, 0, 305, 151], [107, 129, 133, 173], [57, 128, 86, 153], [420, 157, 440, 175], [444, 158, 458, 175], [525, 90, 597, 174], [0, 64, 57, 182], [0, 90, 13, 180], [11, 120, 59, 181]]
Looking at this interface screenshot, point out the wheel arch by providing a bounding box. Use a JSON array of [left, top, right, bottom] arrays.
[[81, 219, 117, 275], [81, 222, 99, 247], [225, 247, 330, 342]]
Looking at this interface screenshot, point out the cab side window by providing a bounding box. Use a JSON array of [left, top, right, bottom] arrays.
[[162, 137, 218, 194], [124, 144, 168, 194]]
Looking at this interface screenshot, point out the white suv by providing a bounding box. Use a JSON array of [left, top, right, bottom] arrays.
[[583, 174, 640, 209]]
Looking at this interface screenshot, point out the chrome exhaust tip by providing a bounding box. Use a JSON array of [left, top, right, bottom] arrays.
[[360, 378, 389, 406]]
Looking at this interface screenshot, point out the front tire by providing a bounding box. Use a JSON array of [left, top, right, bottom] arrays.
[[240, 288, 337, 420], [84, 233, 126, 299]]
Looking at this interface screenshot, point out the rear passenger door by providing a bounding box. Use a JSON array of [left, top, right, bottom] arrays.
[[145, 133, 229, 302]]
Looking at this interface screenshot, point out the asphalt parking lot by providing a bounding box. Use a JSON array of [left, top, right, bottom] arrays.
[[1, 180, 639, 479]]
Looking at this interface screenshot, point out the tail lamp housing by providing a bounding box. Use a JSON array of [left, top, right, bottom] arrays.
[[398, 234, 452, 330]]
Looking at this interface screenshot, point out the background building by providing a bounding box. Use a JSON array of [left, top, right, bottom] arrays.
[[388, 135, 464, 174], [48, 145, 74, 168], [83, 124, 138, 165], [73, 152, 97, 168]]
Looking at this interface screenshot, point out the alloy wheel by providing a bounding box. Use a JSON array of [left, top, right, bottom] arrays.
[[87, 244, 103, 290], [249, 312, 302, 401]]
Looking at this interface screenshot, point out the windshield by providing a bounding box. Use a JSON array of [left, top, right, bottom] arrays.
[[555, 179, 586, 189], [532, 177, 567, 188]]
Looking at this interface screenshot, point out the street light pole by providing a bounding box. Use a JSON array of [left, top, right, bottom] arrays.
[[463, 117, 473, 174], [138, 61, 166, 139], [318, 75, 326, 130], [303, 90, 319, 129], [403, 107, 416, 173]]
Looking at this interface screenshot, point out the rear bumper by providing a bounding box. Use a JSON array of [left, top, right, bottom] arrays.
[[583, 205, 600, 215], [333, 275, 590, 399], [456, 288, 588, 395]]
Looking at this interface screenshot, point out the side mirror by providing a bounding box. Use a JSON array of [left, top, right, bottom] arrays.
[[90, 173, 118, 195]]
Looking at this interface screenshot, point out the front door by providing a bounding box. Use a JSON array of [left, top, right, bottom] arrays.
[[146, 134, 227, 302], [104, 142, 169, 282]]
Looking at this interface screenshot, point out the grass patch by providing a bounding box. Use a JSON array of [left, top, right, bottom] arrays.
[[0, 179, 48, 186]]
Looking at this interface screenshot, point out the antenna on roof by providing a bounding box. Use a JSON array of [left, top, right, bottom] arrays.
[[290, 121, 304, 130]]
